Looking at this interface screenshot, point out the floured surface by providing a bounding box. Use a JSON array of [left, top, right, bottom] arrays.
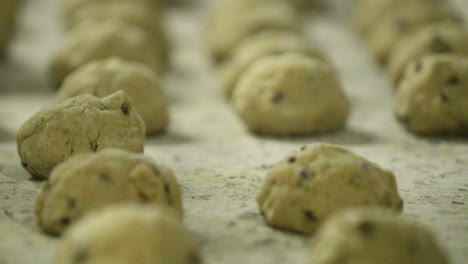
[[0, 0, 467, 263]]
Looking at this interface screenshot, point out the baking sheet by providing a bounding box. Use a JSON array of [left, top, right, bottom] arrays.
[[0, 0, 467, 263]]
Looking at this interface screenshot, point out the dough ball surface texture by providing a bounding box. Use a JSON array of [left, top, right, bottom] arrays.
[[55, 205, 201, 264], [309, 209, 448, 264], [395, 55, 468, 135], [223, 30, 326, 99], [34, 149, 182, 235], [50, 20, 161, 87], [56, 57, 169, 134], [388, 23, 468, 84], [16, 91, 145, 180], [207, 1, 301, 64], [257, 144, 403, 234], [233, 53, 350, 136], [0, 0, 20, 56], [365, 1, 460, 64]]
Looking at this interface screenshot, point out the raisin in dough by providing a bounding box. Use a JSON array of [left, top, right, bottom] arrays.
[[232, 53, 350, 136], [365, 2, 460, 65], [0, 0, 20, 57], [34, 149, 182, 235], [50, 19, 161, 87], [207, 1, 301, 64], [388, 23, 468, 84], [222, 30, 326, 99], [16, 91, 145, 180], [66, 1, 170, 67], [257, 144, 403, 234], [395, 55, 468, 135], [55, 204, 202, 264], [56, 57, 169, 134], [309, 209, 448, 264]]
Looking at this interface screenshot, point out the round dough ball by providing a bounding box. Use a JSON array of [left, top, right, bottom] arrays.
[[0, 0, 20, 57], [49, 19, 161, 87], [365, 1, 460, 65], [55, 204, 202, 264], [16, 91, 145, 180], [232, 53, 350, 136], [66, 1, 170, 67], [56, 57, 169, 134], [309, 209, 448, 264], [222, 30, 326, 99], [207, 0, 301, 64], [35, 149, 182, 235], [388, 23, 468, 84], [257, 144, 403, 234], [395, 54, 468, 135]]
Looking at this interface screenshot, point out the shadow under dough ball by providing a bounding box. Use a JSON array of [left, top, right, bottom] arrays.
[[16, 91, 145, 180], [49, 19, 161, 88], [257, 144, 403, 234], [395, 54, 468, 136], [56, 57, 169, 134], [55, 205, 202, 264], [232, 53, 350, 136], [35, 149, 183, 236], [308, 209, 448, 264]]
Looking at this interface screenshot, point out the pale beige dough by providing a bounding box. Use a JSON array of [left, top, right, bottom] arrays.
[[232, 53, 350, 136], [34, 149, 182, 236], [50, 19, 161, 87], [56, 57, 169, 134], [65, 1, 170, 67], [388, 23, 468, 84], [55, 204, 201, 264], [206, 0, 301, 64], [309, 209, 448, 264], [0, 0, 20, 57], [16, 91, 145, 180], [365, 1, 460, 65], [257, 144, 403, 234], [395, 55, 468, 135], [222, 30, 326, 99]]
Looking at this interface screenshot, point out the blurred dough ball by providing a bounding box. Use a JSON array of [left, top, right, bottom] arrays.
[[206, 0, 302, 65], [56, 57, 169, 134], [388, 23, 468, 84], [55, 204, 202, 264], [233, 53, 350, 136], [0, 0, 21, 57], [395, 55, 468, 135], [222, 30, 326, 99], [309, 209, 448, 264], [50, 20, 162, 87]]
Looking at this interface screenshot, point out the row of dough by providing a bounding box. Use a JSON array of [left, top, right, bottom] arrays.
[[206, 0, 351, 136], [353, 0, 468, 136], [34, 145, 449, 264], [0, 0, 21, 57], [49, 0, 174, 134]]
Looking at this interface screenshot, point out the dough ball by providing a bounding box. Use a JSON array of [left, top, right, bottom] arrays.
[[365, 1, 460, 64], [222, 30, 326, 99], [0, 0, 20, 57], [232, 53, 350, 136], [395, 54, 468, 135], [257, 144, 403, 234], [34, 149, 182, 235], [207, 0, 301, 64], [65, 1, 170, 67], [388, 23, 468, 84], [49, 19, 161, 87], [56, 57, 169, 134], [309, 209, 448, 264], [55, 204, 201, 264], [16, 91, 145, 180]]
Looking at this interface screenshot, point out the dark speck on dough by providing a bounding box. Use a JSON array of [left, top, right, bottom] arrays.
[[431, 35, 452, 53], [357, 220, 375, 236], [97, 173, 111, 182], [68, 199, 77, 209], [300, 146, 307, 151], [72, 247, 89, 263], [440, 90, 449, 102], [414, 61, 422, 72], [446, 76, 460, 86], [121, 103, 129, 115], [60, 217, 71, 227], [271, 92, 284, 104], [303, 210, 318, 222], [89, 141, 98, 152], [288, 157, 296, 163]]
